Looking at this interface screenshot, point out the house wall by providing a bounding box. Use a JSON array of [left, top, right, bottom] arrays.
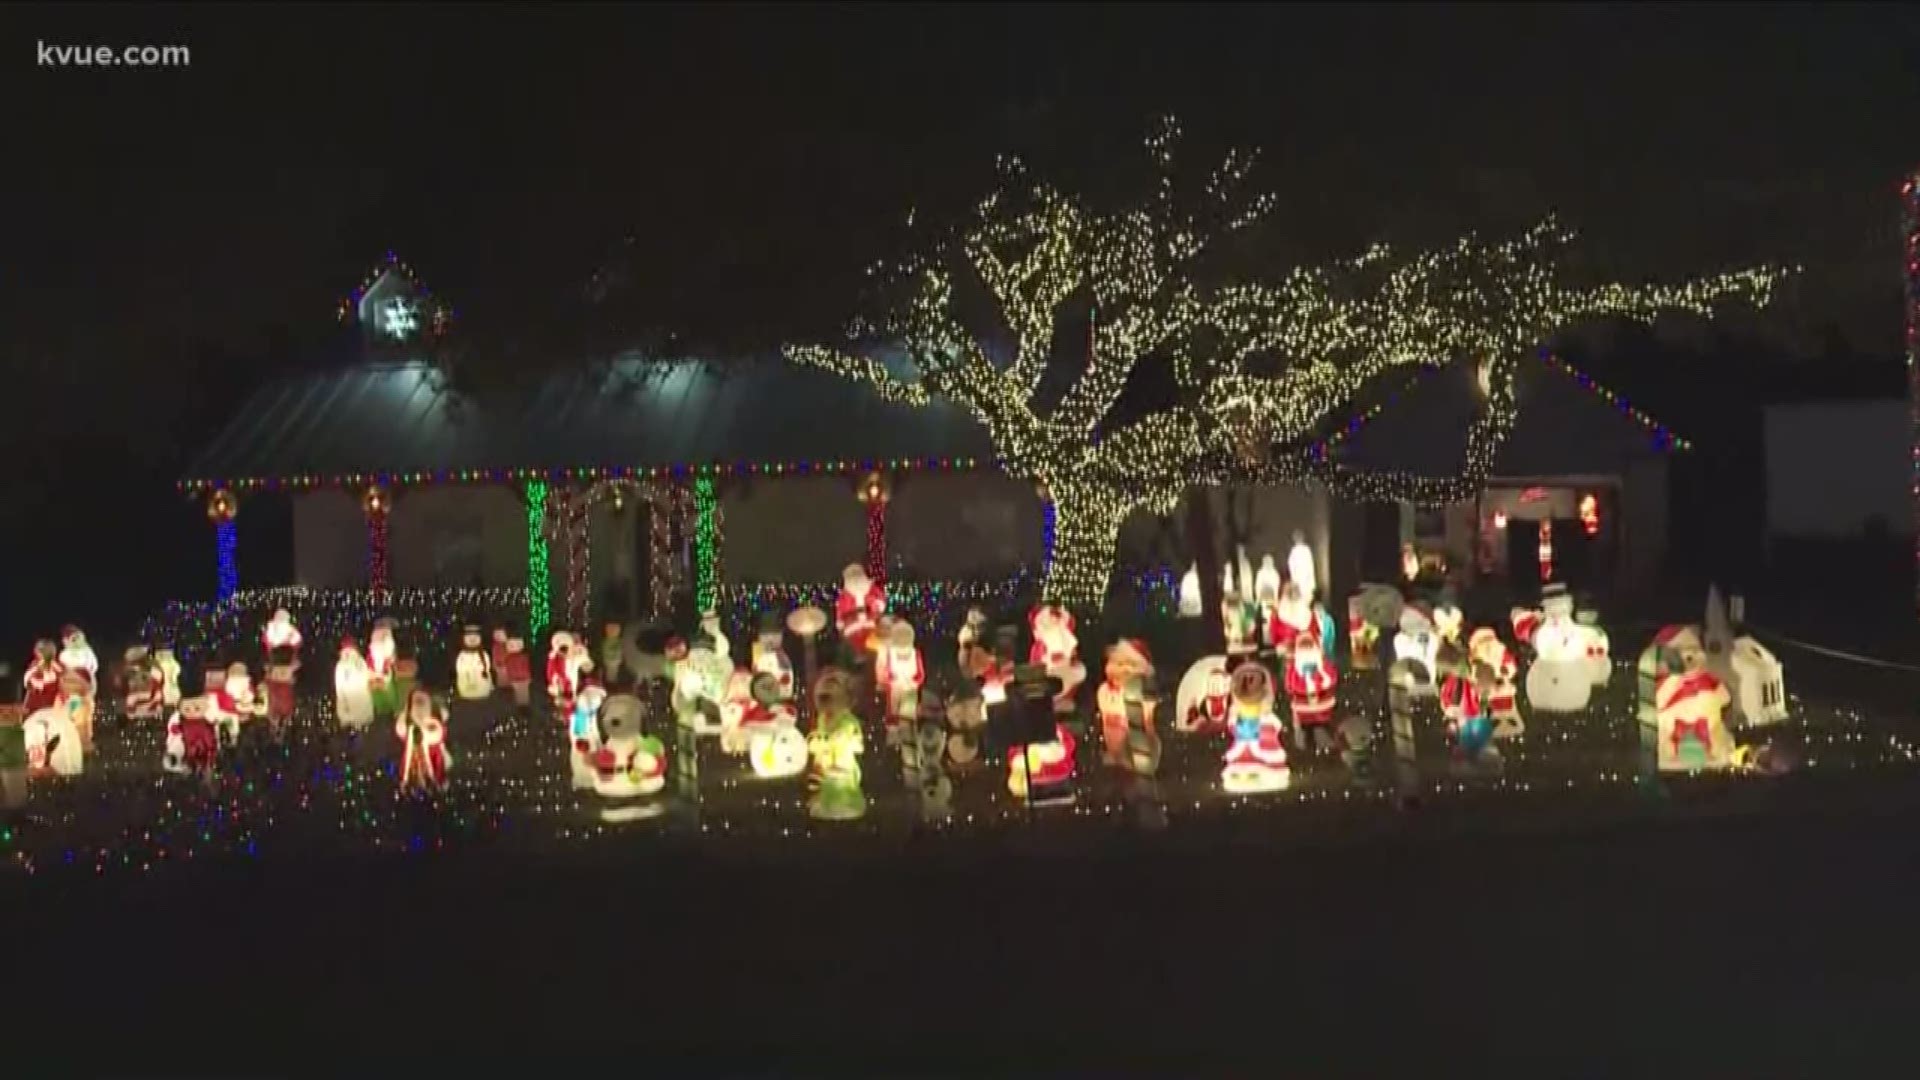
[[292, 485, 529, 589], [1764, 399, 1909, 538]]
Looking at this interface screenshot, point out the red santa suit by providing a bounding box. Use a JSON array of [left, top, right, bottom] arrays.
[[1284, 645, 1339, 730], [835, 579, 886, 655], [490, 630, 511, 678], [1468, 629, 1520, 720], [547, 644, 579, 713], [23, 653, 64, 713], [1438, 671, 1483, 725], [1510, 607, 1542, 650]]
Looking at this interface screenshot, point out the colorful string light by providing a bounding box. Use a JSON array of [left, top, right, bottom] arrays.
[[565, 489, 591, 631], [1537, 354, 1693, 452], [524, 480, 550, 641], [363, 485, 391, 592], [1904, 170, 1920, 614], [334, 251, 452, 335], [214, 520, 238, 601], [787, 116, 1786, 610], [693, 476, 718, 614], [857, 471, 891, 586], [178, 457, 988, 497]]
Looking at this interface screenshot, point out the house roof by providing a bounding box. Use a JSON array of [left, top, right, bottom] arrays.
[[182, 357, 995, 491], [1333, 354, 1687, 479]]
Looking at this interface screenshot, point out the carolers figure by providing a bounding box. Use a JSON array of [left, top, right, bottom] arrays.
[[121, 646, 166, 721], [396, 690, 451, 792]]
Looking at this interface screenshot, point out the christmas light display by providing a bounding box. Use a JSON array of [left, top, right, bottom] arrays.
[[1537, 354, 1693, 452], [694, 476, 719, 615], [525, 480, 550, 640], [335, 251, 452, 338], [1655, 668, 1734, 772], [858, 471, 891, 585], [208, 489, 239, 601], [1524, 586, 1593, 713], [564, 487, 591, 630], [179, 457, 986, 497], [787, 116, 1787, 609], [589, 694, 668, 821], [1905, 170, 1920, 612]]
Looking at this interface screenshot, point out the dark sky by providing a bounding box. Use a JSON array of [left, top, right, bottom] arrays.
[[9, 1, 1920, 363]]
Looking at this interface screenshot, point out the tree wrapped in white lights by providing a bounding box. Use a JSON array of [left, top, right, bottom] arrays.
[[788, 117, 1788, 611]]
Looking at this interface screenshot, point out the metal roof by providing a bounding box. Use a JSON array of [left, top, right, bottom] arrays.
[[1334, 358, 1683, 479], [184, 357, 996, 485]]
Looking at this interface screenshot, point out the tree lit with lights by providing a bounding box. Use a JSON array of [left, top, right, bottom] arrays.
[[788, 116, 1789, 609]]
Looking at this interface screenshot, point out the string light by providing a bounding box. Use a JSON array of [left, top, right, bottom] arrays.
[[205, 489, 239, 601], [363, 485, 391, 592], [648, 485, 677, 620], [1903, 170, 1919, 614], [786, 115, 1789, 609], [525, 480, 550, 641], [857, 472, 891, 586], [1538, 354, 1693, 451], [694, 477, 718, 614], [565, 489, 591, 630], [335, 251, 453, 336], [178, 458, 987, 497]]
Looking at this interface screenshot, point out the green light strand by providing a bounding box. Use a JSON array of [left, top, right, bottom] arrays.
[[526, 479, 550, 639], [694, 476, 718, 614]]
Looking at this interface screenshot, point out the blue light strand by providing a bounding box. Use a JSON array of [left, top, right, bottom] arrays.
[[215, 520, 238, 601]]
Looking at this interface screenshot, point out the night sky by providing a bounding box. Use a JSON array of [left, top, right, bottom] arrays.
[[3, 2, 1918, 639]]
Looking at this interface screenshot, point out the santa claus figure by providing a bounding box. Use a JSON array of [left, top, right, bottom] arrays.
[[834, 563, 887, 658], [1097, 639, 1156, 764], [1466, 628, 1523, 736], [876, 621, 924, 723], [1510, 605, 1544, 654], [154, 646, 183, 708], [57, 627, 98, 699], [569, 679, 608, 790], [163, 695, 220, 778], [454, 625, 494, 702], [750, 619, 795, 701], [1287, 530, 1318, 603], [210, 661, 266, 743], [1006, 725, 1077, 805], [121, 645, 166, 720], [396, 690, 451, 792], [547, 631, 581, 714], [1656, 668, 1734, 772], [1268, 583, 1313, 656], [366, 620, 399, 717], [1174, 656, 1233, 735], [503, 636, 532, 708], [261, 609, 303, 659], [1285, 634, 1339, 741], [1220, 662, 1290, 794], [334, 637, 375, 731], [21, 641, 61, 713], [1027, 604, 1086, 716], [956, 607, 992, 679], [263, 649, 298, 731]]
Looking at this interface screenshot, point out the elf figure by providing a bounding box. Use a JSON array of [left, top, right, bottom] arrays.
[[876, 621, 925, 723], [367, 620, 399, 718], [834, 563, 887, 657], [396, 690, 451, 792], [1285, 633, 1339, 748], [454, 625, 494, 702], [25, 640, 67, 712], [503, 636, 532, 708], [334, 637, 375, 731]]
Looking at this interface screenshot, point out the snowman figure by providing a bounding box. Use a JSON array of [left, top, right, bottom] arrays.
[[453, 625, 495, 701], [1525, 585, 1593, 713]]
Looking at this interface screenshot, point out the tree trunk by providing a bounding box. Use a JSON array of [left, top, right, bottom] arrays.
[[1039, 489, 1128, 615], [1185, 489, 1227, 653]]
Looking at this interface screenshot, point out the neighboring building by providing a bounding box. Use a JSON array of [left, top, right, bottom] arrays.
[[1325, 355, 1686, 599], [1763, 397, 1908, 541]]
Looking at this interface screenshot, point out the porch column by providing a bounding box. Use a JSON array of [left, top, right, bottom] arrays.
[[206, 488, 239, 602], [362, 484, 391, 593], [564, 485, 591, 631], [857, 471, 892, 586], [692, 473, 720, 615], [524, 478, 551, 641]]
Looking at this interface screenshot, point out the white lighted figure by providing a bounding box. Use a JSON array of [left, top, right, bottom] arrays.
[[698, 609, 730, 662], [588, 694, 668, 821], [1220, 662, 1290, 794], [1575, 609, 1612, 689], [121, 646, 165, 720], [57, 627, 98, 698], [1401, 543, 1420, 583], [1221, 562, 1237, 598], [1027, 604, 1086, 715], [721, 672, 799, 756], [1392, 607, 1440, 698], [261, 609, 303, 657], [153, 646, 182, 708], [808, 705, 867, 821], [834, 563, 887, 655], [569, 680, 609, 790], [1006, 725, 1077, 804], [1701, 589, 1788, 728], [453, 625, 494, 701], [1174, 656, 1233, 734], [1177, 565, 1203, 618], [334, 637, 375, 731], [944, 690, 988, 770], [1287, 530, 1318, 603], [1467, 628, 1523, 736], [380, 296, 419, 340], [546, 631, 580, 714], [1221, 593, 1257, 657], [671, 646, 731, 735], [1524, 586, 1592, 713], [1097, 639, 1156, 763], [1284, 633, 1338, 740], [750, 725, 810, 780], [751, 623, 795, 701], [396, 690, 451, 792], [1269, 583, 1312, 656], [23, 701, 84, 778], [877, 621, 925, 722], [1656, 668, 1734, 772], [1235, 546, 1255, 606], [1253, 555, 1282, 607]]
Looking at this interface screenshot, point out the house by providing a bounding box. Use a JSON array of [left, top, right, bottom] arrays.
[[1324, 353, 1688, 600]]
